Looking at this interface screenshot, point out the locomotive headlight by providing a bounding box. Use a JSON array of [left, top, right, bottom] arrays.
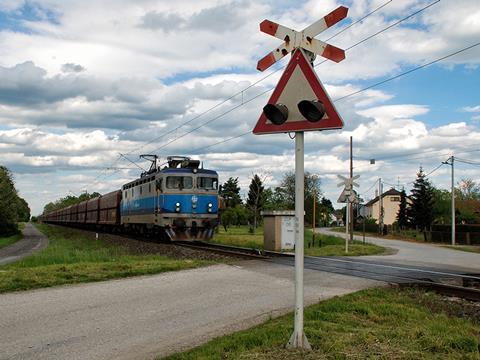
[[175, 202, 181, 212], [208, 203, 213, 213]]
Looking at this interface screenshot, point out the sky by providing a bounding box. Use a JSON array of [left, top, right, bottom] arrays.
[[0, 0, 479, 215]]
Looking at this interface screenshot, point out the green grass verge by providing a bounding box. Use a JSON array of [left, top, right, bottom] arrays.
[[213, 226, 387, 256], [0, 223, 214, 293], [164, 287, 480, 360], [0, 232, 22, 249], [212, 226, 264, 249]]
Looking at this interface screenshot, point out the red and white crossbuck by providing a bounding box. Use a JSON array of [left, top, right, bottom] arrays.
[[257, 6, 348, 71]]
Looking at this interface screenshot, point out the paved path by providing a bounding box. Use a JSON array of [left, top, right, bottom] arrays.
[[318, 228, 480, 272], [0, 223, 48, 266], [0, 261, 381, 360]]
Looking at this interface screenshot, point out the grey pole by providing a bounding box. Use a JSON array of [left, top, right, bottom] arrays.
[[451, 156, 455, 246], [287, 131, 310, 349]]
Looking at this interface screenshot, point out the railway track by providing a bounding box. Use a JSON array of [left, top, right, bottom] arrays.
[[173, 241, 480, 301], [51, 225, 480, 301]]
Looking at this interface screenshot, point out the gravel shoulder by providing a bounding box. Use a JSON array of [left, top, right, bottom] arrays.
[[0, 223, 48, 265]]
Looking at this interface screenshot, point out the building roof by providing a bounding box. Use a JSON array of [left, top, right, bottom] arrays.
[[365, 188, 403, 207]]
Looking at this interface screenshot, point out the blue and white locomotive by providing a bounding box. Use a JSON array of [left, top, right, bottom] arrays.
[[121, 156, 219, 241]]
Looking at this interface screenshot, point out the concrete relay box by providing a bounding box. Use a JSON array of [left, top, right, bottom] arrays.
[[261, 210, 295, 251]]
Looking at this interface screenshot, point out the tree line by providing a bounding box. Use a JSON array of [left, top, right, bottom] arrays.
[[396, 168, 480, 231], [42, 192, 101, 214], [0, 166, 31, 236], [219, 172, 334, 232]]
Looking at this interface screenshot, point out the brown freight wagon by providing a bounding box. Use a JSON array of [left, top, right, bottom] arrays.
[[99, 190, 121, 225], [77, 200, 88, 223], [70, 203, 79, 223], [86, 197, 100, 224], [65, 205, 72, 223]]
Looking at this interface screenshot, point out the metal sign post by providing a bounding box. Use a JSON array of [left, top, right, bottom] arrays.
[[288, 131, 310, 349], [253, 6, 349, 350]]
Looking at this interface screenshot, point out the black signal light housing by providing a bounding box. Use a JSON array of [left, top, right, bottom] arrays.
[[298, 100, 325, 122]]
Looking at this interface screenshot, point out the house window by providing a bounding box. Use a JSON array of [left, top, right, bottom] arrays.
[[390, 196, 400, 202]]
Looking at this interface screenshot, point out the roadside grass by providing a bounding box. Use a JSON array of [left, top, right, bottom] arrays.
[[212, 226, 387, 256], [303, 230, 388, 256], [212, 226, 264, 249], [443, 245, 480, 254], [0, 223, 214, 293], [164, 287, 480, 360], [0, 233, 22, 249], [0, 222, 26, 249]]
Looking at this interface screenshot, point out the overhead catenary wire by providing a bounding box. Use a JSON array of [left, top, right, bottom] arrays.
[[75, 1, 453, 193], [143, 1, 442, 157], [124, 0, 396, 158], [71, 0, 431, 192], [188, 41, 480, 160]]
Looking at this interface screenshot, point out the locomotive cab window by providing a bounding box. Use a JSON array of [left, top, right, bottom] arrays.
[[197, 177, 218, 190], [166, 176, 193, 190]]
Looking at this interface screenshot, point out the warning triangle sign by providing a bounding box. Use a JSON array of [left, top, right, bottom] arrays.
[[253, 48, 344, 135]]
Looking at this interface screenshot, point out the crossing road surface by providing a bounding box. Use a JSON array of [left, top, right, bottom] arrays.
[[0, 223, 48, 266], [0, 261, 381, 360], [317, 228, 480, 272]]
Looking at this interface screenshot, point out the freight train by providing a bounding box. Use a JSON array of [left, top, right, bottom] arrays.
[[41, 156, 219, 241]]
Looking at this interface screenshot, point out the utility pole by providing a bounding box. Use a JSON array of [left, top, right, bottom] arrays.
[[452, 156, 455, 246], [378, 178, 383, 234], [349, 136, 354, 244], [312, 189, 316, 247], [443, 156, 455, 245]]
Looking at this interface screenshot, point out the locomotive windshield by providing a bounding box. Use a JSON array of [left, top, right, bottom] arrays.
[[166, 176, 193, 189], [197, 177, 218, 190]]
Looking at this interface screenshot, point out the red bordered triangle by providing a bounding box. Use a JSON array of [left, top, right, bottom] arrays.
[[253, 48, 344, 135]]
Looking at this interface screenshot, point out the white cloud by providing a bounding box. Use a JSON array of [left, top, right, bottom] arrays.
[[1, 0, 480, 215]]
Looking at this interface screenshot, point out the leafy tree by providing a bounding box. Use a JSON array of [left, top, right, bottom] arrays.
[[455, 178, 480, 200], [317, 197, 334, 227], [233, 205, 249, 226], [0, 166, 29, 235], [246, 174, 265, 232], [396, 189, 408, 229], [16, 197, 31, 222], [407, 168, 434, 231], [221, 207, 237, 231], [274, 171, 321, 209], [431, 188, 451, 224], [219, 177, 242, 208], [0, 166, 19, 235]]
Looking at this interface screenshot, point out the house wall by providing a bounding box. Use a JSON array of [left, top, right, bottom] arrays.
[[366, 194, 402, 225]]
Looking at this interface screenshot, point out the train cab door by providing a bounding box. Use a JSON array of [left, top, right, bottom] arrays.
[[155, 178, 163, 214]]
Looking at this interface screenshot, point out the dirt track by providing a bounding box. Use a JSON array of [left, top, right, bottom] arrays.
[[0, 223, 48, 265]]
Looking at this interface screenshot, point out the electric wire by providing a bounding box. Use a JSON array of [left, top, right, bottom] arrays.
[[144, 1, 442, 157], [74, 1, 447, 193], [72, 0, 429, 192]]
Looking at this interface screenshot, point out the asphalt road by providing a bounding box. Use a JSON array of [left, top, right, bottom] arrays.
[[0, 261, 381, 360], [0, 223, 48, 265], [318, 228, 480, 272]]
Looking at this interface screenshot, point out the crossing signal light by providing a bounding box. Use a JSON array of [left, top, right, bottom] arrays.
[[263, 103, 288, 125], [263, 100, 326, 126], [298, 100, 325, 122]]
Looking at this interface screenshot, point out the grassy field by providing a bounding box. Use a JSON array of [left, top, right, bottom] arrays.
[[165, 287, 480, 360], [0, 224, 214, 293], [213, 226, 387, 256], [0, 223, 25, 249]]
